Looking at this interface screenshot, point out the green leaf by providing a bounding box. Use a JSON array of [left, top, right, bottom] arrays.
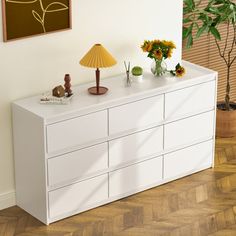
[[191, 0, 195, 9], [183, 23, 193, 39], [196, 25, 208, 38], [210, 26, 221, 40], [208, 6, 221, 14], [194, 22, 200, 30], [186, 34, 193, 48], [188, 23, 194, 34], [218, 5, 228, 13], [175, 63, 181, 69], [183, 17, 192, 23], [212, 15, 222, 26], [184, 0, 195, 10], [183, 27, 189, 39], [213, 0, 224, 5], [183, 6, 191, 14], [198, 13, 209, 22]]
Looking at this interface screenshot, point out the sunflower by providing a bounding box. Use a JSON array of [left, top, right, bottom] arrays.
[[162, 40, 176, 49], [141, 41, 148, 52], [154, 49, 163, 60], [175, 65, 186, 77], [167, 48, 173, 58], [147, 42, 153, 52], [141, 41, 153, 52], [153, 39, 161, 45]]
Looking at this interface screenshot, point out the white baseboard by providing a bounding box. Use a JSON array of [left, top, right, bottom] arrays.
[[0, 191, 16, 210]]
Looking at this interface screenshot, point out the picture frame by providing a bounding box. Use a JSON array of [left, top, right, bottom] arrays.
[[2, 0, 72, 42]]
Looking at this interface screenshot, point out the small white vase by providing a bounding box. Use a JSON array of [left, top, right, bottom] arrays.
[[132, 75, 143, 82]]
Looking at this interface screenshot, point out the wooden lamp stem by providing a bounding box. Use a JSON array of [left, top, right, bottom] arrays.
[[88, 68, 108, 95], [96, 68, 100, 93]]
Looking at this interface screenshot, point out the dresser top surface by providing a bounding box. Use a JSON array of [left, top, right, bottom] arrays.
[[13, 61, 217, 121]]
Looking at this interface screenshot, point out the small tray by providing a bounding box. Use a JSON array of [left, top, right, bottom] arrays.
[[40, 92, 73, 105]]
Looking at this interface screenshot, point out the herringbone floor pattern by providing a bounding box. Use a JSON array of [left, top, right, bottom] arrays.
[[1, 138, 236, 236]]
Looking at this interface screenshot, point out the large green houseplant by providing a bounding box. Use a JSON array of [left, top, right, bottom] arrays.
[[183, 0, 236, 137]]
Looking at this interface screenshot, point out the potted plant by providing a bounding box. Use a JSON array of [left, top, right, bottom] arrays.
[[183, 0, 236, 137], [131, 66, 143, 81]]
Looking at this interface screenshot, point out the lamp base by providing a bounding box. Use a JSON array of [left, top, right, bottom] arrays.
[[88, 86, 108, 95]]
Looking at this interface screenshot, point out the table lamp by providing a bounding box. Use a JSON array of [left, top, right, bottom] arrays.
[[80, 44, 117, 95]]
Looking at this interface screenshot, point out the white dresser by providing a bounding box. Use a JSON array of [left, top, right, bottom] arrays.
[[12, 61, 218, 224]]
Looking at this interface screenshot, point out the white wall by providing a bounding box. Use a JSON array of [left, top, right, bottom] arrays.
[[0, 0, 183, 209]]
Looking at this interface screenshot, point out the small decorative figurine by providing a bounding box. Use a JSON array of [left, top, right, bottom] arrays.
[[64, 74, 73, 97], [52, 85, 65, 98], [124, 61, 131, 87]]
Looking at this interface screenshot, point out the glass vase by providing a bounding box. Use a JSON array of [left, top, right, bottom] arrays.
[[151, 59, 167, 76]]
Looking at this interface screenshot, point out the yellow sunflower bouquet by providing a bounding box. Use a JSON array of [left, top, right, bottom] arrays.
[[141, 40, 176, 60], [141, 39, 185, 77]]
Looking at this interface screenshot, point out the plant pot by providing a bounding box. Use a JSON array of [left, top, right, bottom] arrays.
[[132, 74, 143, 82], [216, 102, 236, 137]]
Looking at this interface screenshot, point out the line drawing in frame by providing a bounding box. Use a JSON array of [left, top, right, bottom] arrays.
[[2, 0, 72, 41]]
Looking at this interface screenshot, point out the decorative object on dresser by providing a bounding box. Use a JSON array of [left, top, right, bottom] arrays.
[[170, 63, 186, 77], [52, 85, 65, 98], [12, 61, 217, 225], [40, 82, 73, 105], [64, 74, 73, 97], [124, 61, 131, 87], [183, 0, 236, 137], [2, 0, 72, 41], [40, 92, 73, 105], [141, 39, 185, 77], [79, 44, 117, 95], [131, 66, 143, 82]]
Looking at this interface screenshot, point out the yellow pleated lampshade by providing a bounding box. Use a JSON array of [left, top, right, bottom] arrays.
[[80, 44, 117, 68]]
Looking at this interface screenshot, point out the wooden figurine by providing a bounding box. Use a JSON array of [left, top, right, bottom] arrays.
[[64, 74, 73, 97], [52, 85, 65, 98]]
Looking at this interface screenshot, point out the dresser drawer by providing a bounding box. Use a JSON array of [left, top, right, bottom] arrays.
[[48, 143, 108, 187], [165, 80, 216, 121], [164, 111, 214, 150], [109, 126, 163, 168], [49, 174, 108, 219], [164, 140, 213, 180], [47, 110, 108, 154], [109, 95, 164, 136], [109, 157, 163, 198]]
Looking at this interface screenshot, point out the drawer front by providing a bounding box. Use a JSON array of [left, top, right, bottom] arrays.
[[109, 157, 163, 198], [109, 126, 163, 168], [48, 143, 108, 187], [47, 110, 107, 154], [109, 95, 164, 136], [164, 140, 213, 180], [165, 80, 216, 121], [49, 174, 108, 219], [164, 111, 214, 150]]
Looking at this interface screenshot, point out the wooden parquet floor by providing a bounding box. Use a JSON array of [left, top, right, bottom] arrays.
[[1, 138, 236, 236]]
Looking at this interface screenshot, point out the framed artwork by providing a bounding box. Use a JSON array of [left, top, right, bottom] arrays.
[[2, 0, 71, 41]]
